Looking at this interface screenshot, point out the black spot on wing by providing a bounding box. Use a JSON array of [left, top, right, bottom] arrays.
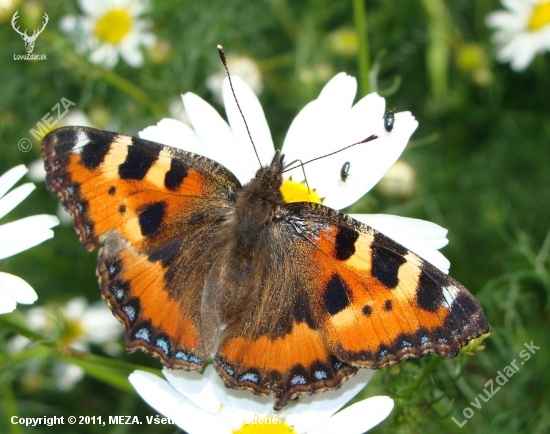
[[79, 129, 113, 170], [138, 201, 166, 236], [416, 268, 444, 312], [293, 291, 316, 329], [108, 186, 116, 195], [334, 226, 359, 260], [118, 204, 126, 215], [384, 299, 393, 311], [46, 127, 78, 154], [148, 241, 180, 268], [118, 139, 160, 180], [371, 232, 407, 289], [362, 305, 372, 316], [164, 158, 188, 191], [324, 274, 351, 315]]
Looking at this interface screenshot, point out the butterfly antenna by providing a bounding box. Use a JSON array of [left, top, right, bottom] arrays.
[[217, 45, 262, 167], [284, 159, 311, 193], [282, 134, 379, 174]]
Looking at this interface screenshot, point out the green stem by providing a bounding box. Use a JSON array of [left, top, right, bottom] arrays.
[[420, 0, 451, 101], [402, 356, 445, 398], [0, 314, 44, 341], [96, 67, 165, 116], [52, 344, 159, 376], [353, 0, 371, 96], [2, 382, 21, 434], [268, 0, 299, 42], [0, 315, 159, 376]]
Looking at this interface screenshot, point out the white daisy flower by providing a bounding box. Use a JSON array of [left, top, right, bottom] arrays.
[[60, 0, 156, 68], [11, 297, 123, 390], [0, 165, 59, 314], [130, 366, 393, 434], [486, 0, 550, 71], [140, 73, 450, 273]]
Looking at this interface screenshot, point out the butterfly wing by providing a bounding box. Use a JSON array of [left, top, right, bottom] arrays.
[[285, 203, 489, 368], [42, 126, 241, 369], [214, 201, 488, 409]]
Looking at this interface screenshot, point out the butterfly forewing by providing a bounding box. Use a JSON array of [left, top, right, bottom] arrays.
[[42, 126, 241, 369]]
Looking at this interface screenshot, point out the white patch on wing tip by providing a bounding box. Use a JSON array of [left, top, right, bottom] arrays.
[[73, 130, 90, 154], [442, 286, 459, 307]]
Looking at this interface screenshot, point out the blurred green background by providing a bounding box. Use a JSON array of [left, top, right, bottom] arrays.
[[1, 0, 549, 433]]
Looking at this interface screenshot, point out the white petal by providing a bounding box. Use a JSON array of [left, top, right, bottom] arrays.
[[129, 371, 232, 434], [183, 93, 246, 183], [81, 302, 122, 343], [510, 35, 539, 71], [26, 306, 47, 330], [65, 297, 91, 319], [57, 203, 74, 225], [59, 15, 78, 33], [321, 111, 418, 210], [284, 369, 375, 432], [163, 368, 223, 414], [317, 72, 357, 110], [0, 183, 35, 220], [222, 76, 275, 177], [282, 74, 359, 176], [78, 0, 101, 16], [501, 0, 529, 14], [201, 365, 254, 429], [350, 214, 450, 273], [0, 272, 38, 305], [0, 288, 17, 314], [28, 159, 47, 182], [139, 118, 205, 154], [54, 363, 85, 391], [0, 215, 59, 260], [120, 43, 145, 68], [308, 396, 394, 434], [0, 165, 28, 199], [485, 11, 523, 31]]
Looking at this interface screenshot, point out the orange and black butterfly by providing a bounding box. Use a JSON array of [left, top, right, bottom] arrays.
[[42, 126, 488, 409]]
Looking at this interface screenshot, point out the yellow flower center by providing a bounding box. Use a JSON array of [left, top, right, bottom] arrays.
[[62, 319, 84, 344], [280, 179, 322, 203], [95, 9, 132, 44], [233, 417, 297, 434], [528, 1, 550, 31]]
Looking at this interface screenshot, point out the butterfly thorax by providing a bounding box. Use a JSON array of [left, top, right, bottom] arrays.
[[232, 152, 285, 258]]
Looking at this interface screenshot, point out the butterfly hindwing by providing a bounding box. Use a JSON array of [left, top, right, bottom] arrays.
[[212, 218, 357, 409], [284, 202, 489, 368], [43, 126, 241, 369]]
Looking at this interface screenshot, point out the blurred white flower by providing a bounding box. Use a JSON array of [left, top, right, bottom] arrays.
[[130, 366, 393, 434], [486, 0, 550, 71], [0, 165, 58, 314], [60, 0, 156, 68], [206, 55, 263, 103], [11, 297, 123, 390], [140, 73, 450, 273], [377, 159, 417, 198]]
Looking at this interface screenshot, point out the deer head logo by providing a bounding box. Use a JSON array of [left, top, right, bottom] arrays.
[[11, 11, 49, 54]]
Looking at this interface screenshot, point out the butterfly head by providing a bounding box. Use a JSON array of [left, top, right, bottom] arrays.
[[233, 152, 286, 253]]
